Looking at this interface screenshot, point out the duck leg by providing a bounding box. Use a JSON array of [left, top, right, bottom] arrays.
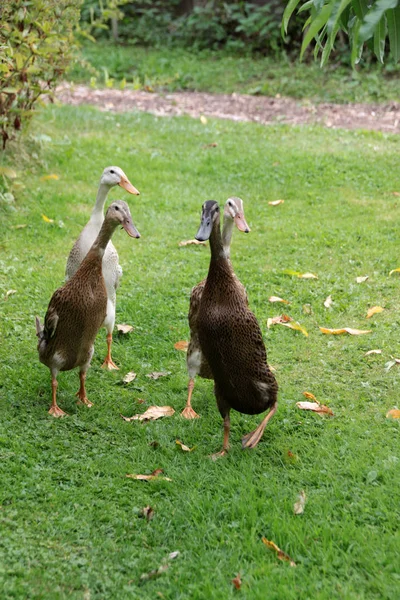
[[48, 373, 67, 418], [211, 413, 230, 460], [181, 378, 200, 419], [76, 370, 93, 408], [242, 402, 277, 449], [101, 333, 119, 370]]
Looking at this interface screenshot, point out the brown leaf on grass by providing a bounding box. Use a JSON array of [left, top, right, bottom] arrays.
[[116, 324, 134, 334], [269, 295, 290, 304], [174, 340, 188, 351], [121, 406, 175, 422], [389, 268, 400, 276], [261, 537, 296, 567], [386, 409, 400, 419], [283, 269, 318, 279], [324, 295, 333, 308], [296, 401, 334, 416], [319, 327, 371, 335], [268, 199, 284, 206], [393, 191, 400, 197], [4, 289, 16, 301], [303, 391, 317, 401], [41, 174, 59, 181], [267, 314, 292, 328], [178, 239, 206, 247], [136, 398, 145, 404], [146, 371, 171, 380], [366, 306, 384, 319], [176, 440, 195, 452], [41, 214, 54, 223], [122, 372, 137, 384], [232, 574, 242, 590], [293, 490, 306, 515], [140, 505, 155, 521], [126, 468, 172, 482], [364, 349, 382, 356], [356, 275, 369, 283], [286, 450, 298, 463], [203, 142, 218, 148]]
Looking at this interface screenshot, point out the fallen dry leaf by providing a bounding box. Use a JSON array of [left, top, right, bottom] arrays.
[[269, 296, 290, 304], [122, 371, 137, 384], [4, 289, 16, 301], [324, 295, 333, 308], [176, 440, 195, 452], [140, 564, 169, 582], [364, 349, 382, 356], [126, 468, 172, 482], [385, 357, 400, 371], [232, 574, 242, 590], [389, 268, 400, 276], [267, 314, 292, 328], [121, 406, 175, 422], [200, 115, 208, 124], [303, 303, 312, 315], [0, 166, 17, 178], [268, 199, 284, 206], [303, 391, 317, 401], [393, 191, 400, 197], [116, 324, 134, 334], [140, 506, 155, 521], [296, 401, 334, 416], [203, 142, 218, 148], [366, 306, 384, 319], [11, 224, 27, 229], [174, 340, 188, 351], [293, 490, 306, 515], [386, 409, 400, 419], [319, 327, 371, 335], [279, 320, 308, 337], [178, 239, 206, 247], [41, 214, 54, 223], [283, 269, 318, 279], [356, 275, 369, 283], [262, 537, 296, 567], [146, 371, 171, 380], [41, 174, 59, 180]]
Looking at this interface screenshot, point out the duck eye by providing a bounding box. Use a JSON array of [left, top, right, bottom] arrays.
[[115, 206, 119, 211], [110, 169, 115, 174], [228, 202, 232, 207]]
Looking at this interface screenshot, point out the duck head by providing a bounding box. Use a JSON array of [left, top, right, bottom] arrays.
[[105, 200, 140, 238], [100, 166, 140, 195], [224, 196, 250, 233], [195, 200, 220, 242]]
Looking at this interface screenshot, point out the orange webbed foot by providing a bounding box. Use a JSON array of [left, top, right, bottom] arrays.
[[101, 357, 119, 370], [48, 405, 68, 418], [181, 406, 200, 419]]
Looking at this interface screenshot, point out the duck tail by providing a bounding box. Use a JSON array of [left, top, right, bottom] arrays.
[[35, 316, 44, 340]]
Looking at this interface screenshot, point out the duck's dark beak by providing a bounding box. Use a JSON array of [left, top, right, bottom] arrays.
[[122, 219, 140, 238], [119, 177, 140, 195], [235, 212, 250, 233]]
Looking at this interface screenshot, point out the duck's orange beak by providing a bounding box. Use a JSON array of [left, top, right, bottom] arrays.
[[119, 177, 140, 195], [235, 213, 250, 233]]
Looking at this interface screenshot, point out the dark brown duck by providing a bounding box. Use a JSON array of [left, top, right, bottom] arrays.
[[195, 200, 278, 457]]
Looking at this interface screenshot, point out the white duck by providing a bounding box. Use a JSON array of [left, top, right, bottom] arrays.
[[66, 166, 140, 369]]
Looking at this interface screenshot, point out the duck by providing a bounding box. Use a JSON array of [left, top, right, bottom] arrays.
[[194, 200, 278, 458], [36, 200, 140, 417], [182, 197, 250, 419], [66, 166, 140, 370]]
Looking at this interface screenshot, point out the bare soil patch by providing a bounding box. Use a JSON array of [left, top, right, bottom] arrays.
[[57, 83, 400, 133]]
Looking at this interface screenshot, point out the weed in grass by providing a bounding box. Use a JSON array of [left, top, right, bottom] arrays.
[[0, 105, 400, 598]]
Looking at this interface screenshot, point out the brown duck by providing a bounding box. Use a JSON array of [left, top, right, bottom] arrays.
[[182, 197, 250, 419], [36, 200, 140, 417], [195, 200, 278, 457]]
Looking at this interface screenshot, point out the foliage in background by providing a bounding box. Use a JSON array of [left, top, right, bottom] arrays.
[[283, 0, 400, 66]]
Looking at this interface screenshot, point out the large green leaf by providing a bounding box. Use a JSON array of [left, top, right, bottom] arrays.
[[387, 5, 400, 61], [359, 0, 398, 42], [282, 0, 303, 34], [373, 13, 387, 62], [352, 0, 369, 20], [300, 3, 335, 59]]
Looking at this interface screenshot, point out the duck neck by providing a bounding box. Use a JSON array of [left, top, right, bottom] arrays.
[[89, 218, 117, 259], [221, 216, 234, 260], [209, 215, 228, 263], [90, 182, 111, 225]]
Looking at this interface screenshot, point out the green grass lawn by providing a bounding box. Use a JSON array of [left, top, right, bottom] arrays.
[[70, 42, 400, 104], [1, 105, 400, 598]]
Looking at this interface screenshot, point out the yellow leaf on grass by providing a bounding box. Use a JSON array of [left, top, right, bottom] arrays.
[[283, 269, 318, 279], [366, 306, 384, 319], [121, 406, 175, 422], [174, 340, 188, 351], [319, 327, 371, 335], [386, 409, 400, 419], [324, 295, 333, 308], [364, 349, 382, 356], [176, 440, 195, 452], [41, 174, 59, 181], [296, 401, 334, 416], [12, 224, 27, 229], [116, 324, 134, 334], [200, 115, 208, 124], [356, 275, 369, 283], [261, 537, 296, 567], [0, 166, 17, 179], [4, 289, 16, 300], [41, 214, 54, 223], [293, 490, 306, 515], [279, 320, 308, 337], [389, 268, 400, 276], [269, 296, 290, 304], [178, 239, 206, 247], [303, 391, 317, 401], [268, 199, 284, 206]]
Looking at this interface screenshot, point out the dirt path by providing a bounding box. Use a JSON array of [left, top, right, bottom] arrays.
[[57, 83, 400, 134]]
